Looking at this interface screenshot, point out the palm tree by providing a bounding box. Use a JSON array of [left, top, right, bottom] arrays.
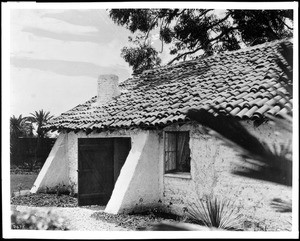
[[26, 110, 54, 138], [10, 115, 26, 138], [10, 115, 30, 166], [25, 110, 54, 170]]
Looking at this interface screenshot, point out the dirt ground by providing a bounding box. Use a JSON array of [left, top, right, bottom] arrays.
[[12, 205, 129, 231], [10, 173, 293, 232]]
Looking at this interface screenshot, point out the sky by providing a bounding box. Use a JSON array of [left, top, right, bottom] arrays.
[[9, 8, 138, 117], [8, 7, 176, 118], [6, 3, 297, 119]]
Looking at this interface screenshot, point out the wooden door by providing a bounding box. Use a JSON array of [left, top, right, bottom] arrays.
[[78, 138, 131, 206], [113, 138, 131, 183]]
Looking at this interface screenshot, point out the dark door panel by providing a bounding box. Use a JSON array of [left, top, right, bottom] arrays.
[[78, 138, 131, 206], [113, 138, 132, 184]]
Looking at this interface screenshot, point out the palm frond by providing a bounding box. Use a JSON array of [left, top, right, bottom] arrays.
[[265, 113, 292, 133], [270, 198, 292, 213], [187, 108, 274, 162], [27, 109, 54, 138], [186, 108, 292, 186]]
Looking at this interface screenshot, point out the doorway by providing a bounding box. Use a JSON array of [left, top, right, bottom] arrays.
[[78, 138, 131, 206]]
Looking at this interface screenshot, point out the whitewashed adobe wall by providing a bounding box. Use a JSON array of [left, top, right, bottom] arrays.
[[161, 121, 292, 229], [31, 118, 292, 227], [31, 128, 163, 213], [105, 131, 163, 214], [31, 134, 69, 193], [63, 129, 163, 213]]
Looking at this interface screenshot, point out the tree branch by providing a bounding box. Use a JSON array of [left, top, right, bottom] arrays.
[[167, 46, 203, 65], [167, 26, 240, 65], [196, 9, 214, 19], [143, 11, 160, 44], [279, 17, 293, 30], [209, 27, 239, 43], [206, 12, 232, 30], [159, 18, 165, 53]]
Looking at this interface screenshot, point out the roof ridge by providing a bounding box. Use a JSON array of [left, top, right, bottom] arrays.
[[216, 38, 292, 56], [137, 38, 292, 76], [45, 38, 293, 131]]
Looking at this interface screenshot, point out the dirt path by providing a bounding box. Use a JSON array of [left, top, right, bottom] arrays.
[[13, 205, 129, 231]]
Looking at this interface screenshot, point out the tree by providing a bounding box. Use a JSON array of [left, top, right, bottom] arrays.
[[26, 110, 54, 139], [109, 9, 293, 73], [10, 115, 26, 139], [121, 35, 161, 74], [26, 110, 54, 170], [10, 115, 33, 166], [10, 111, 54, 169]]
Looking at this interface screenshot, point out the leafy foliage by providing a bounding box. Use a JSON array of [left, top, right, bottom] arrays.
[[26, 109, 54, 138], [231, 10, 293, 46], [10, 115, 33, 138], [121, 35, 161, 74], [20, 110, 55, 170], [10, 115, 34, 166], [109, 9, 293, 73], [186, 195, 243, 230], [11, 209, 69, 230]]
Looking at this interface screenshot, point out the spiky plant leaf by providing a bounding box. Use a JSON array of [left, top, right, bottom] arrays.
[[187, 196, 243, 230]]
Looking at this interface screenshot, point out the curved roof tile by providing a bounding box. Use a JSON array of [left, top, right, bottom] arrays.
[[44, 39, 293, 132]]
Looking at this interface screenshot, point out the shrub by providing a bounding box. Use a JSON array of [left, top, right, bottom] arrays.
[[186, 195, 243, 230], [11, 209, 69, 230], [40, 183, 77, 197]]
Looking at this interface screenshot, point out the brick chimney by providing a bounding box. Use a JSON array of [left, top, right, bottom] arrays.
[[95, 74, 120, 106]]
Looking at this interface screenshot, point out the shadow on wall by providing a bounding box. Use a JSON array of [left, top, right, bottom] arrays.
[[186, 41, 293, 188]]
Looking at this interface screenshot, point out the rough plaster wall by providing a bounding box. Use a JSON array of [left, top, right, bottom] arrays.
[[106, 131, 161, 214], [30, 133, 69, 193], [66, 129, 162, 213], [159, 124, 199, 214], [67, 132, 78, 192], [162, 121, 292, 230]]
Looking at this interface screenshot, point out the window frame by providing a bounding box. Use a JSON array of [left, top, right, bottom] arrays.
[[164, 131, 191, 174]]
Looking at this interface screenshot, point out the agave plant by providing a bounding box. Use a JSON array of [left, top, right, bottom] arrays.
[[186, 195, 243, 230]]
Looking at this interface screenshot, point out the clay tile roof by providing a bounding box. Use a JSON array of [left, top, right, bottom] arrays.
[[44, 39, 293, 132]]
